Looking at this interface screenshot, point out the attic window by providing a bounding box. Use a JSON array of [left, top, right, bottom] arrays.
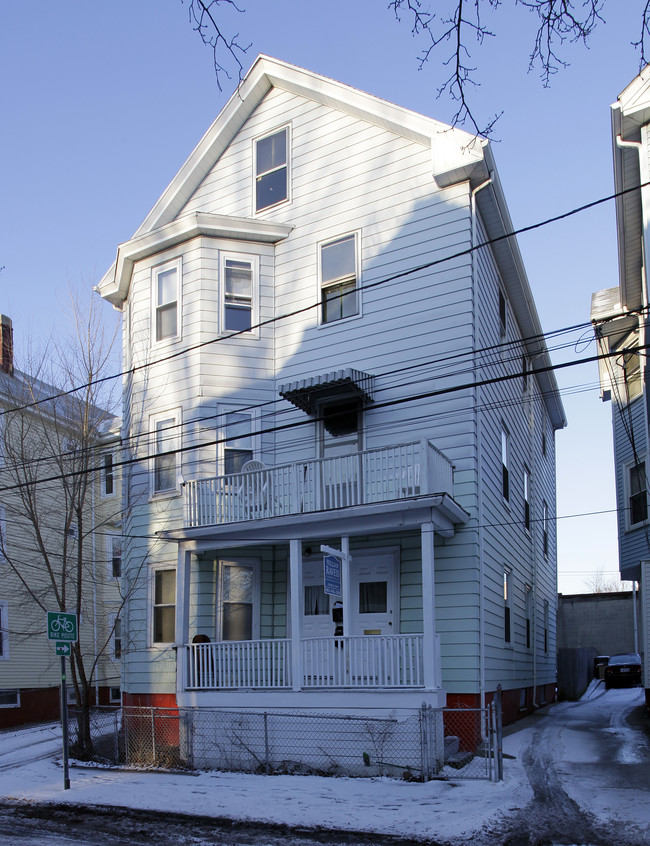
[[255, 128, 288, 212]]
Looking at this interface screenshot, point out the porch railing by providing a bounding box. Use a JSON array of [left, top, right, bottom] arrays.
[[185, 439, 453, 528], [186, 639, 292, 689], [302, 634, 424, 688], [185, 634, 425, 690]]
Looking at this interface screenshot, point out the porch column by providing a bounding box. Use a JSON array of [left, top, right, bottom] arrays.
[[421, 522, 438, 690], [175, 546, 192, 695], [341, 536, 351, 638], [289, 539, 303, 691]]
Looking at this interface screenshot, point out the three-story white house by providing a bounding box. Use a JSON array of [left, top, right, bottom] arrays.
[[97, 56, 565, 734]]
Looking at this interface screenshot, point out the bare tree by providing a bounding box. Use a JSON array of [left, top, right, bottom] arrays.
[[185, 0, 650, 137], [583, 569, 633, 593], [0, 293, 123, 757]]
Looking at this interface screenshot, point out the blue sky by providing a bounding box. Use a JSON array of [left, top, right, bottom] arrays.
[[0, 1, 645, 592]]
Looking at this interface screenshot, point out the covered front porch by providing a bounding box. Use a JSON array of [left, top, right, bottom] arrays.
[[171, 495, 468, 707]]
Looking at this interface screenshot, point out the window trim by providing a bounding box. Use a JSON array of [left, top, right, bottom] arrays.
[[151, 258, 182, 347], [253, 125, 290, 214], [219, 407, 259, 476], [0, 600, 8, 660], [107, 533, 122, 580], [625, 457, 648, 531], [318, 231, 361, 326], [219, 252, 260, 338], [151, 566, 177, 647], [100, 451, 115, 498], [149, 409, 181, 498], [217, 558, 261, 642]]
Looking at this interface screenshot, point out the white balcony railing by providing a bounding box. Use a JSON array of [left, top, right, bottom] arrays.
[[185, 440, 453, 528], [185, 634, 426, 690]]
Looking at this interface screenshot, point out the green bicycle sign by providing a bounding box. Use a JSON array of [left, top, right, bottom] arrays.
[[46, 611, 78, 643]]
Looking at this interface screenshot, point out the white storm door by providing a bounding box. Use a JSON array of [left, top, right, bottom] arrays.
[[350, 553, 396, 636]]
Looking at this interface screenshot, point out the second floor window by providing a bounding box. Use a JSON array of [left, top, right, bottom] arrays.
[[255, 128, 288, 212], [108, 534, 122, 579], [224, 412, 253, 474], [152, 414, 178, 494], [501, 428, 509, 502], [101, 453, 114, 496], [153, 262, 180, 343], [523, 469, 531, 533], [321, 234, 358, 324], [542, 500, 549, 557], [224, 258, 254, 332], [628, 461, 648, 527]]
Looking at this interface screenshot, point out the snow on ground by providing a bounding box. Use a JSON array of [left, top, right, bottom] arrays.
[[0, 685, 646, 843]]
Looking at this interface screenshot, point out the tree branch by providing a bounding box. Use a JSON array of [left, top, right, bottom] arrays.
[[184, 0, 250, 90]]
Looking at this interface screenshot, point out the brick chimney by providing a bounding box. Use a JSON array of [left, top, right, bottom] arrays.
[[0, 315, 14, 376]]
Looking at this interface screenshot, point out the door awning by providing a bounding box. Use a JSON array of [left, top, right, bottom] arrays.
[[279, 368, 375, 415]]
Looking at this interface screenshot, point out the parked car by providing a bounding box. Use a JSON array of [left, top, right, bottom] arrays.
[[604, 653, 642, 689]]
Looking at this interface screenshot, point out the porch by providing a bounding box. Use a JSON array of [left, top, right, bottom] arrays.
[[184, 632, 438, 690], [184, 439, 454, 528]]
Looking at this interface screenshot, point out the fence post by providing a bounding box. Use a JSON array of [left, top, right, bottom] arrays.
[[419, 703, 429, 781], [114, 709, 120, 764], [151, 708, 157, 766], [495, 685, 503, 781], [264, 712, 270, 774]]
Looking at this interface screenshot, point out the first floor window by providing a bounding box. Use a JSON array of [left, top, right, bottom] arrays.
[[544, 600, 549, 654], [321, 233, 358, 324], [220, 561, 256, 641], [503, 570, 511, 644], [525, 589, 533, 649], [628, 461, 648, 527], [223, 411, 253, 474], [153, 569, 176, 644], [0, 601, 7, 659]]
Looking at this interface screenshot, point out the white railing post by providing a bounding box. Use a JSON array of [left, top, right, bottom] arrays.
[[289, 539, 303, 691]]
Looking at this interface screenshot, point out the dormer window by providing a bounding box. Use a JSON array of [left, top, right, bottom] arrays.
[[255, 128, 288, 212]]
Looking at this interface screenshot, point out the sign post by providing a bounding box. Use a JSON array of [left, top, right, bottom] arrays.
[[47, 612, 78, 790]]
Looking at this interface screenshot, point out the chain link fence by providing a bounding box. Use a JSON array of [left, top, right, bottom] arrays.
[[68, 697, 502, 781]]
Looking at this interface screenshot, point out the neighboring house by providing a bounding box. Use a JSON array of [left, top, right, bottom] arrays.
[[591, 66, 650, 711], [557, 592, 642, 656], [0, 315, 122, 727], [97, 55, 565, 747]]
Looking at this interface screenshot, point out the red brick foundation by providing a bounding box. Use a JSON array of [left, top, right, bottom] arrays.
[[446, 683, 556, 728]]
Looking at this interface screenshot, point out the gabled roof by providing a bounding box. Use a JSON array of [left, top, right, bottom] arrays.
[[97, 55, 486, 305]]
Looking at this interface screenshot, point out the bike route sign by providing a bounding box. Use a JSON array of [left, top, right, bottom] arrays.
[[46, 611, 78, 643]]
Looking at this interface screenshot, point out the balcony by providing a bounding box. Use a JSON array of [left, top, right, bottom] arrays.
[[185, 440, 454, 529], [185, 634, 431, 691]]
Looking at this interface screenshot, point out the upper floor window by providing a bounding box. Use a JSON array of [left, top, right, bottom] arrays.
[[101, 452, 114, 497], [220, 254, 258, 335], [320, 233, 358, 324], [501, 427, 509, 502], [499, 289, 507, 339], [612, 330, 642, 404], [543, 600, 549, 654], [503, 569, 511, 644], [153, 260, 180, 343], [110, 614, 122, 660], [108, 534, 122, 579], [255, 127, 288, 212], [542, 500, 549, 557], [628, 461, 648, 528], [223, 411, 254, 474], [151, 411, 180, 496], [523, 469, 531, 533], [525, 588, 533, 649]]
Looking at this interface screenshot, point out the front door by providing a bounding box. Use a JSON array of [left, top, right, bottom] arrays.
[[350, 552, 396, 636], [302, 557, 336, 684]]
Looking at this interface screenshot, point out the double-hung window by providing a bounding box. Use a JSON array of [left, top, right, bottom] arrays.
[[542, 500, 549, 557], [151, 411, 180, 496], [525, 588, 533, 649], [108, 534, 122, 579], [153, 569, 176, 644], [255, 127, 288, 212], [153, 260, 180, 343], [0, 600, 8, 660], [223, 411, 254, 475], [523, 469, 531, 533], [503, 569, 511, 644], [501, 427, 509, 502], [109, 614, 122, 660], [101, 452, 114, 497], [320, 233, 358, 324], [221, 254, 258, 334], [219, 560, 259, 641], [628, 461, 648, 528]]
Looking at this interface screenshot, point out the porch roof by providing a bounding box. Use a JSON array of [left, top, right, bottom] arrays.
[[278, 368, 374, 415], [159, 493, 469, 548]]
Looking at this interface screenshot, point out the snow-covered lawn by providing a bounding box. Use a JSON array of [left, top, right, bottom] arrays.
[[0, 685, 646, 843]]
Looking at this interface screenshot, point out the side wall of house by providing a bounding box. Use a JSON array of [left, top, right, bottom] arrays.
[[612, 396, 648, 579]]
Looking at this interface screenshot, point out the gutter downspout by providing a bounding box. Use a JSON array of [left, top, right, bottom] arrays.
[[91, 477, 99, 705], [472, 175, 493, 711]]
